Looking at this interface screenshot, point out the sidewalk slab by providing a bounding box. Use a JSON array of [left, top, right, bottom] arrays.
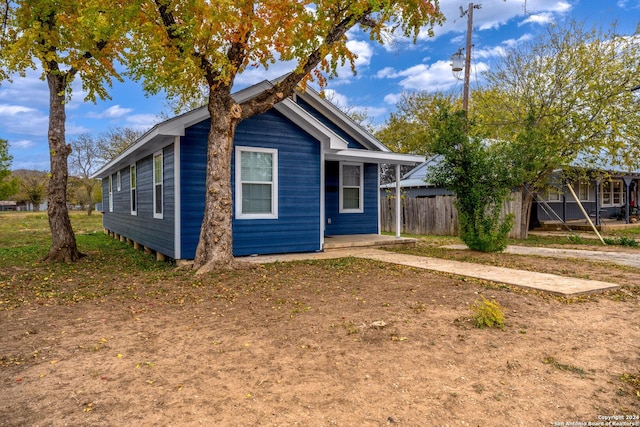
[[245, 248, 620, 297], [443, 244, 640, 268]]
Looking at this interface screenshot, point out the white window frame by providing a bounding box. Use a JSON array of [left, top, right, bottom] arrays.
[[339, 162, 364, 213], [546, 186, 562, 202], [116, 171, 121, 191], [153, 151, 164, 219], [108, 175, 113, 212], [235, 146, 278, 220], [130, 163, 137, 216], [576, 181, 591, 202], [601, 179, 625, 207]]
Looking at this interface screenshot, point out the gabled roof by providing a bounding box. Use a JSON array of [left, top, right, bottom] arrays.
[[92, 78, 423, 179], [380, 155, 442, 189]]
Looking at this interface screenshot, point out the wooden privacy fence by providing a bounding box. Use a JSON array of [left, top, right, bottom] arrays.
[[380, 191, 523, 238]]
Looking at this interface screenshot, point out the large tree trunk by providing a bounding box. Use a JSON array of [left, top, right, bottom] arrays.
[[43, 72, 83, 262], [516, 186, 535, 239], [193, 91, 241, 273]]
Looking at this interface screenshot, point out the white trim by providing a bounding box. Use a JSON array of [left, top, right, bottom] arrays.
[[174, 137, 181, 260], [325, 149, 424, 165], [235, 146, 279, 219], [153, 151, 164, 219], [108, 175, 113, 212], [320, 144, 326, 250], [130, 163, 137, 216], [395, 165, 402, 237], [377, 164, 381, 234], [601, 179, 625, 207], [339, 162, 364, 214], [116, 171, 121, 191]]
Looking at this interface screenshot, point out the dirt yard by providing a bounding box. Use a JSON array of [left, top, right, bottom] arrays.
[[1, 252, 640, 426]]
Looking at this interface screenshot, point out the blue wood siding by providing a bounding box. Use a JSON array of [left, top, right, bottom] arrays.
[[179, 109, 322, 258], [102, 145, 175, 258], [295, 97, 365, 149], [179, 121, 208, 259], [325, 161, 379, 235]]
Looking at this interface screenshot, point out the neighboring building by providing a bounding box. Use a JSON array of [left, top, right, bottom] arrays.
[[381, 156, 640, 228], [535, 170, 640, 225], [379, 155, 453, 198], [91, 80, 423, 260], [0, 201, 17, 211]]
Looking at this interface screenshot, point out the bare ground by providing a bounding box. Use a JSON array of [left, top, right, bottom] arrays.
[[1, 250, 640, 426]]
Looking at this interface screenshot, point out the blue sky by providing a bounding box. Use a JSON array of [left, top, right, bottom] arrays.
[[1, 0, 638, 171]]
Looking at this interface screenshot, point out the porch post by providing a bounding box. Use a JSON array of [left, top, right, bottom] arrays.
[[595, 178, 601, 226], [395, 164, 401, 238], [623, 175, 633, 224]]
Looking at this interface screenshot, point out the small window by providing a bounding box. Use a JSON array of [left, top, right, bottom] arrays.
[[340, 162, 363, 213], [235, 147, 278, 219], [546, 186, 562, 202], [108, 175, 113, 212], [576, 181, 590, 201], [601, 179, 625, 207], [116, 171, 121, 192], [153, 152, 163, 219], [130, 164, 137, 215]]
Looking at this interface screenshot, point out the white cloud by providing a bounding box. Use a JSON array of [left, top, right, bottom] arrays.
[[384, 93, 403, 105], [0, 108, 49, 137], [521, 13, 555, 26], [323, 89, 349, 108], [377, 59, 489, 93], [87, 105, 133, 119], [125, 114, 159, 132], [502, 33, 534, 47], [11, 139, 35, 149], [346, 40, 374, 68], [376, 67, 397, 79], [0, 105, 35, 115]]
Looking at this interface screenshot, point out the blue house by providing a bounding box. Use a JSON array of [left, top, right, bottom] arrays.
[[92, 80, 424, 260]]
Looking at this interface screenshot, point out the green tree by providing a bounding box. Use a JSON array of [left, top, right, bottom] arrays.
[[0, 0, 133, 261], [128, 0, 444, 273], [429, 109, 515, 252], [473, 21, 640, 236], [376, 91, 459, 154], [0, 138, 18, 200], [12, 169, 48, 211]]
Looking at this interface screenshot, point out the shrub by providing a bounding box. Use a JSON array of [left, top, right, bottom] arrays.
[[471, 296, 505, 329]]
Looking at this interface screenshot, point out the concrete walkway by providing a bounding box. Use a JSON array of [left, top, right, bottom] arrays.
[[444, 244, 640, 268], [246, 247, 621, 297]]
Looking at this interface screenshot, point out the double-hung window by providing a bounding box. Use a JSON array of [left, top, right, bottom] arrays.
[[340, 162, 363, 213], [576, 181, 590, 201], [153, 151, 163, 219], [601, 179, 625, 206], [130, 164, 137, 215], [235, 147, 278, 219]]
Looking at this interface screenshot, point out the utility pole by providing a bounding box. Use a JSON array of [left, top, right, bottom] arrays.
[[460, 3, 481, 111]]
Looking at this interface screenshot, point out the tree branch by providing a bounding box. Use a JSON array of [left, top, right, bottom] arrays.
[[240, 8, 372, 118], [154, 0, 219, 88]]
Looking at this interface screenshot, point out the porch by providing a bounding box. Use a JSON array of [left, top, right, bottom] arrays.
[[323, 234, 417, 251], [536, 217, 640, 232]]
